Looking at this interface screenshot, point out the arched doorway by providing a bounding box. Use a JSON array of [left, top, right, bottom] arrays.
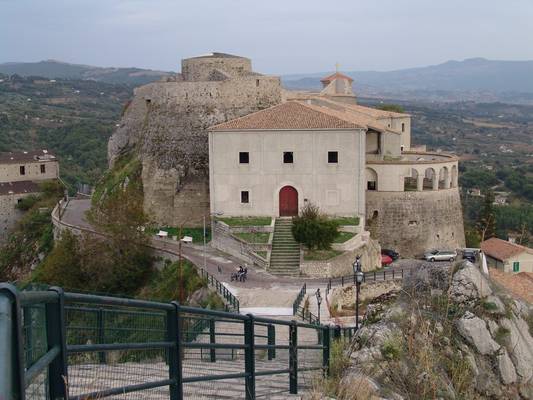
[[279, 186, 298, 216]]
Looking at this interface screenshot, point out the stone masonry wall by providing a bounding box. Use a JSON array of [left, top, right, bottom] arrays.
[[108, 61, 282, 226], [0, 193, 27, 243], [365, 188, 465, 258]]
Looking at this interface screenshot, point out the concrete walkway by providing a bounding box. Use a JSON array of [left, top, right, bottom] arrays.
[[57, 199, 413, 315]]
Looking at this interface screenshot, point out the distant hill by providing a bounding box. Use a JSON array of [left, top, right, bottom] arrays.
[[0, 60, 172, 86], [283, 58, 533, 103]]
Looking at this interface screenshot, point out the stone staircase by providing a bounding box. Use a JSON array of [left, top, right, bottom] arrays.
[[269, 218, 301, 276]]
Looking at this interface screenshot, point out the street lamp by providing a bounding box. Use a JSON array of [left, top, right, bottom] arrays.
[[353, 256, 364, 330], [203, 212, 223, 270], [315, 288, 322, 323]]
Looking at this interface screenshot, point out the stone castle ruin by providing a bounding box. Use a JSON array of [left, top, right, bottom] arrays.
[[108, 52, 465, 257], [108, 53, 282, 225]]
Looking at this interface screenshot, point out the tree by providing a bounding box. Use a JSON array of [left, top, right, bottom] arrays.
[[376, 104, 405, 113], [477, 190, 496, 242], [292, 203, 340, 250]]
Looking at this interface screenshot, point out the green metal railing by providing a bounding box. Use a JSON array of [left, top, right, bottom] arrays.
[[292, 284, 319, 325], [199, 267, 240, 313], [0, 283, 352, 400]]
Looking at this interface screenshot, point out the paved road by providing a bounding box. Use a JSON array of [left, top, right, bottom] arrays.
[[58, 199, 425, 310]]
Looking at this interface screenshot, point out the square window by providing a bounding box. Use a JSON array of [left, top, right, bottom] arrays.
[[367, 181, 376, 191], [328, 151, 338, 163], [241, 191, 249, 204], [239, 152, 249, 164], [283, 152, 293, 164], [19, 165, 25, 175], [40, 164, 46, 173]]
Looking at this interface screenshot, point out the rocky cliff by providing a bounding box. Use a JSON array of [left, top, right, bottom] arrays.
[[326, 262, 533, 399], [107, 53, 282, 226]]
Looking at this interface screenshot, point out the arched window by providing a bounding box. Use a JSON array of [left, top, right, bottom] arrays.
[[423, 168, 436, 190], [366, 168, 378, 191], [404, 168, 418, 191]]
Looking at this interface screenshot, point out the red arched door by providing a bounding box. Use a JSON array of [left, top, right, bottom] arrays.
[[279, 186, 298, 216]]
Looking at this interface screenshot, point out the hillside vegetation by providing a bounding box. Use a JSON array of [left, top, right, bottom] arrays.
[[0, 74, 132, 190]]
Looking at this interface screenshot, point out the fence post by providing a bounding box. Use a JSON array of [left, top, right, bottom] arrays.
[[47, 287, 68, 400], [267, 324, 275, 360], [322, 327, 330, 377], [383, 270, 386, 280], [169, 302, 183, 400], [209, 318, 216, 362], [97, 307, 106, 364], [0, 284, 23, 399], [373, 271, 376, 281], [244, 314, 256, 400], [341, 276, 344, 286], [289, 321, 298, 394], [393, 269, 395, 280]]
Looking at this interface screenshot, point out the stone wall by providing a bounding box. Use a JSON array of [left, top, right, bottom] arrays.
[[366, 188, 465, 258], [0, 193, 28, 243], [108, 57, 282, 227], [301, 237, 381, 278]]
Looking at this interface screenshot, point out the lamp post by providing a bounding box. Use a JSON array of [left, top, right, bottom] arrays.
[[353, 256, 364, 330], [203, 212, 223, 270], [315, 288, 322, 324]]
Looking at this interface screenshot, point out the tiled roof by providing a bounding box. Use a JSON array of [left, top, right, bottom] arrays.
[[320, 72, 354, 83], [0, 150, 57, 164], [209, 101, 365, 131], [0, 181, 41, 196], [481, 237, 532, 261]]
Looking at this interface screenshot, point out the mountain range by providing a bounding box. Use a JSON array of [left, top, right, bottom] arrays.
[[283, 58, 533, 103], [2, 58, 533, 103], [0, 60, 171, 86]]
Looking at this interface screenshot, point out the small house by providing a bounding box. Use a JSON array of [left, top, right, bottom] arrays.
[[481, 237, 533, 273]]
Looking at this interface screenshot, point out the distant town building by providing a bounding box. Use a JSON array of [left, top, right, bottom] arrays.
[[481, 237, 533, 273], [0, 150, 59, 242]]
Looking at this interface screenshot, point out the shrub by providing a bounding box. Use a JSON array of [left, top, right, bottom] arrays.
[[15, 195, 40, 211], [292, 203, 340, 250], [494, 326, 510, 346], [380, 337, 403, 360]]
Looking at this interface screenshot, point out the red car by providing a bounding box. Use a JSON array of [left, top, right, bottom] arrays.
[[381, 254, 393, 266]]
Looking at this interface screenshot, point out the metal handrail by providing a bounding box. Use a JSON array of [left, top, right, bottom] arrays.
[[0, 284, 334, 400], [198, 268, 240, 313]]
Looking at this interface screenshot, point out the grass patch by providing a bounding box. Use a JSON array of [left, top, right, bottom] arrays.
[[304, 249, 342, 261], [147, 227, 211, 243], [217, 217, 272, 226], [494, 326, 510, 346], [332, 231, 356, 243], [254, 251, 268, 259], [329, 216, 360, 226], [234, 232, 270, 243]]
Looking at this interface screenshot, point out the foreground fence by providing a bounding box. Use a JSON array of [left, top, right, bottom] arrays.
[[0, 284, 355, 400]]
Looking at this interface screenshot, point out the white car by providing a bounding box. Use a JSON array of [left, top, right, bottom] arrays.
[[424, 249, 457, 262]]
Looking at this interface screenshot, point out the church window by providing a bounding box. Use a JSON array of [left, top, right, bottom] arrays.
[[19, 165, 25, 175], [40, 164, 46, 173], [239, 152, 249, 164], [283, 152, 293, 164], [241, 191, 249, 204], [328, 151, 338, 163]]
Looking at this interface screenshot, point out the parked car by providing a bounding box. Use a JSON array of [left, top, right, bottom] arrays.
[[381, 249, 400, 260], [462, 249, 477, 263], [424, 249, 457, 262], [381, 254, 393, 266]]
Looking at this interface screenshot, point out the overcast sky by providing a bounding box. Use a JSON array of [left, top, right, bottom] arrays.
[[1, 0, 532, 74]]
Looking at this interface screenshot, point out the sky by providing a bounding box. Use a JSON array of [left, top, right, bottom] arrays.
[[1, 0, 533, 74]]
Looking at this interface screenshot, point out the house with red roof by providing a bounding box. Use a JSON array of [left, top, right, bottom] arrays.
[[481, 237, 533, 273]]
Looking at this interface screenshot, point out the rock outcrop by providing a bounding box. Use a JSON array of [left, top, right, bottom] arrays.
[[337, 261, 533, 400], [108, 53, 282, 226]]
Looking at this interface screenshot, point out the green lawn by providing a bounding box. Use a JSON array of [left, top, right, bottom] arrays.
[[148, 227, 211, 243], [234, 232, 271, 243], [304, 249, 342, 261], [330, 216, 360, 226], [254, 251, 268, 259], [333, 231, 356, 243], [217, 217, 272, 226]]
